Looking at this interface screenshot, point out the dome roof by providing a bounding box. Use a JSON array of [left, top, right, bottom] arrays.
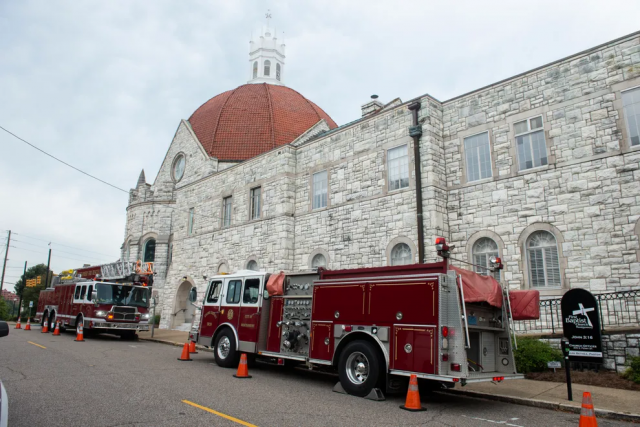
[[188, 83, 338, 161]]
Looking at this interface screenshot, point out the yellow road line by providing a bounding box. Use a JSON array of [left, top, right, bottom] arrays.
[[182, 400, 257, 427], [27, 341, 46, 349]]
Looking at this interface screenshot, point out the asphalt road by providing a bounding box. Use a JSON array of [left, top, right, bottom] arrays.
[[0, 327, 631, 427]]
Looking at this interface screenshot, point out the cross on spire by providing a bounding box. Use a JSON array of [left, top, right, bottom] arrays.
[[265, 10, 272, 27]]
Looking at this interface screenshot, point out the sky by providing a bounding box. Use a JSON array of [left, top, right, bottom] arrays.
[[1, 0, 639, 285]]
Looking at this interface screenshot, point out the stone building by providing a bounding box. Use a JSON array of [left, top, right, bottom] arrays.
[[122, 28, 640, 330]]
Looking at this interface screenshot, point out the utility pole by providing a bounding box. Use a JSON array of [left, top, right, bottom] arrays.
[[0, 230, 11, 293], [18, 261, 27, 320], [45, 248, 52, 288]]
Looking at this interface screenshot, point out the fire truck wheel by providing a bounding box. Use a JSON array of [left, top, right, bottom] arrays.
[[338, 341, 381, 397], [213, 329, 238, 368]]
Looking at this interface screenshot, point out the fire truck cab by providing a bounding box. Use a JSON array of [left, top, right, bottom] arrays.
[[190, 250, 537, 398]]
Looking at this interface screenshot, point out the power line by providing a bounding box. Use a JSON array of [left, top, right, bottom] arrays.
[[11, 239, 112, 262], [13, 232, 118, 259], [10, 246, 102, 265], [0, 125, 129, 193]]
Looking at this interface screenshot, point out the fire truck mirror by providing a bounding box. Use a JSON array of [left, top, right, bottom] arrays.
[[263, 290, 270, 300], [188, 287, 198, 303]]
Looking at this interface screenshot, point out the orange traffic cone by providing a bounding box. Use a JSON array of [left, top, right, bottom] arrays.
[[177, 343, 192, 361], [74, 323, 85, 342], [579, 392, 598, 427], [233, 353, 252, 379], [188, 340, 198, 354], [400, 374, 426, 411], [24, 319, 31, 331], [41, 319, 49, 333], [15, 319, 21, 329], [52, 321, 61, 336]]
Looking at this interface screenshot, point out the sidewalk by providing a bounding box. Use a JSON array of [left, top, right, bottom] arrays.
[[444, 379, 640, 422]]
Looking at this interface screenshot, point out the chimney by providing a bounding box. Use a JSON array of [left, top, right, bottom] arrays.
[[361, 94, 384, 117]]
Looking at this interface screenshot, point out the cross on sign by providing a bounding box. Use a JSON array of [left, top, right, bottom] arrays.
[[573, 303, 595, 327]]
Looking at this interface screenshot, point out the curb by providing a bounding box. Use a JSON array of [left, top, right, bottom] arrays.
[[138, 337, 213, 353], [440, 389, 640, 423]]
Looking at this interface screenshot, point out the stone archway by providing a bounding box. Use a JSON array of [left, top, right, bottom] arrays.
[[172, 280, 196, 330]]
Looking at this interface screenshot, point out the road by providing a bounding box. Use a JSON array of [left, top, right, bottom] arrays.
[[0, 327, 630, 427]]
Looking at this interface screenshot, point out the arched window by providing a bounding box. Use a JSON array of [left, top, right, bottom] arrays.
[[264, 60, 271, 77], [390, 243, 412, 266], [472, 238, 500, 280], [252, 61, 258, 79], [527, 231, 561, 288], [247, 260, 258, 271], [276, 63, 281, 81], [124, 244, 130, 262], [143, 239, 156, 263], [218, 262, 229, 274], [311, 254, 326, 268]]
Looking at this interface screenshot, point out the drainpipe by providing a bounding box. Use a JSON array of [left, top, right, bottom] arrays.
[[408, 102, 424, 263]]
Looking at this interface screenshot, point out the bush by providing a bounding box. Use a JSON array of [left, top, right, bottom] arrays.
[[622, 356, 640, 384], [153, 314, 161, 326], [514, 337, 563, 374]]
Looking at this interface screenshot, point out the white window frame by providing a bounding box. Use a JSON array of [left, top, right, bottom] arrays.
[[387, 144, 409, 191], [222, 196, 232, 228], [312, 171, 328, 210], [622, 86, 640, 147], [311, 253, 326, 268], [246, 260, 259, 271], [472, 237, 500, 280], [188, 208, 195, 235], [390, 243, 412, 266], [514, 115, 547, 171], [250, 187, 261, 220], [264, 60, 271, 77], [526, 231, 562, 288], [464, 131, 493, 182]]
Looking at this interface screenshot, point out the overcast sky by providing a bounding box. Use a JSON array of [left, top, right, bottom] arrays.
[[1, 0, 639, 282]]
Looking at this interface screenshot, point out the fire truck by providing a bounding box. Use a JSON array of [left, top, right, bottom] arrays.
[[35, 261, 154, 339], [188, 239, 540, 398]]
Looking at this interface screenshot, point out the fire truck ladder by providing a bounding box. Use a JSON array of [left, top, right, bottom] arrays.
[[457, 274, 471, 349], [100, 261, 153, 280]]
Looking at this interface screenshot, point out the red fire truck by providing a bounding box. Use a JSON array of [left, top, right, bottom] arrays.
[[35, 261, 153, 339], [188, 239, 539, 398]]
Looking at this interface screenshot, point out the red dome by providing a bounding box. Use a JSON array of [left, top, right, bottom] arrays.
[[188, 83, 338, 161]]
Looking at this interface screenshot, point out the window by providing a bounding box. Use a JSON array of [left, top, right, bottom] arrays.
[[124, 244, 130, 262], [264, 60, 271, 76], [252, 61, 258, 79], [226, 280, 242, 304], [390, 243, 412, 266], [250, 187, 261, 220], [247, 260, 258, 271], [80, 285, 86, 300], [87, 285, 93, 302], [206, 281, 222, 303], [527, 231, 561, 288], [388, 145, 409, 191], [218, 263, 229, 273], [472, 238, 500, 280], [222, 196, 232, 227], [312, 171, 328, 209], [311, 253, 326, 268], [464, 132, 492, 181], [168, 243, 173, 265], [276, 63, 281, 81], [143, 239, 156, 263], [74, 286, 81, 299], [188, 208, 195, 235], [514, 116, 547, 170], [243, 278, 260, 304], [622, 87, 640, 146], [172, 154, 185, 182]]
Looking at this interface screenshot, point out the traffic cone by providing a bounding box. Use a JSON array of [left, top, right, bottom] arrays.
[[41, 319, 49, 333], [24, 319, 31, 331], [74, 323, 85, 342], [400, 374, 426, 411], [15, 319, 21, 329], [52, 321, 61, 336], [188, 340, 198, 354], [233, 353, 252, 379], [177, 343, 192, 361], [579, 392, 598, 427]]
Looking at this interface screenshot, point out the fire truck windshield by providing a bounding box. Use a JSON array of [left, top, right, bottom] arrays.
[[95, 283, 150, 308]]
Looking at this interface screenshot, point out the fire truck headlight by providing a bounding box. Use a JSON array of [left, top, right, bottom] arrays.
[[96, 311, 107, 318], [141, 313, 150, 320]]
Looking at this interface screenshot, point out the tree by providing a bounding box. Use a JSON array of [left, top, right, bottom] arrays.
[[0, 297, 10, 321], [14, 264, 52, 319]]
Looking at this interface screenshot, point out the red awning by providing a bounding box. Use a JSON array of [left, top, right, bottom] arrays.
[[449, 265, 503, 308]]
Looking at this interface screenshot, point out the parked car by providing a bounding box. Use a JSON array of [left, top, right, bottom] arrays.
[[0, 321, 9, 427]]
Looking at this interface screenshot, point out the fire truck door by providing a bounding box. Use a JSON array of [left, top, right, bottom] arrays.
[[72, 284, 87, 321], [237, 277, 262, 352], [393, 326, 436, 374], [199, 280, 222, 341], [220, 278, 242, 333]]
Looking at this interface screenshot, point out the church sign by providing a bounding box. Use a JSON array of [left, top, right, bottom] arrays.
[[560, 289, 603, 364]]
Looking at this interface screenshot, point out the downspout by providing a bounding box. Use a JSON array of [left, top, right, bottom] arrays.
[[408, 102, 425, 263]]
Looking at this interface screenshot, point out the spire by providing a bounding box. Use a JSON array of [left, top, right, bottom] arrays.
[[137, 169, 146, 187], [248, 13, 286, 86]]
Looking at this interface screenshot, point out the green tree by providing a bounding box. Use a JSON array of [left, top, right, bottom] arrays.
[[14, 264, 52, 319], [0, 297, 10, 321]]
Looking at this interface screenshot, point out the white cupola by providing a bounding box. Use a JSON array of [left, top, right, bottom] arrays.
[[248, 26, 286, 86]]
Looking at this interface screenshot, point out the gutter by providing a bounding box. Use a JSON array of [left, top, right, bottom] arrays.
[[408, 102, 424, 263]]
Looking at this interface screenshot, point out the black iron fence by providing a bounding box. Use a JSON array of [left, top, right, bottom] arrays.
[[513, 289, 640, 334]]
